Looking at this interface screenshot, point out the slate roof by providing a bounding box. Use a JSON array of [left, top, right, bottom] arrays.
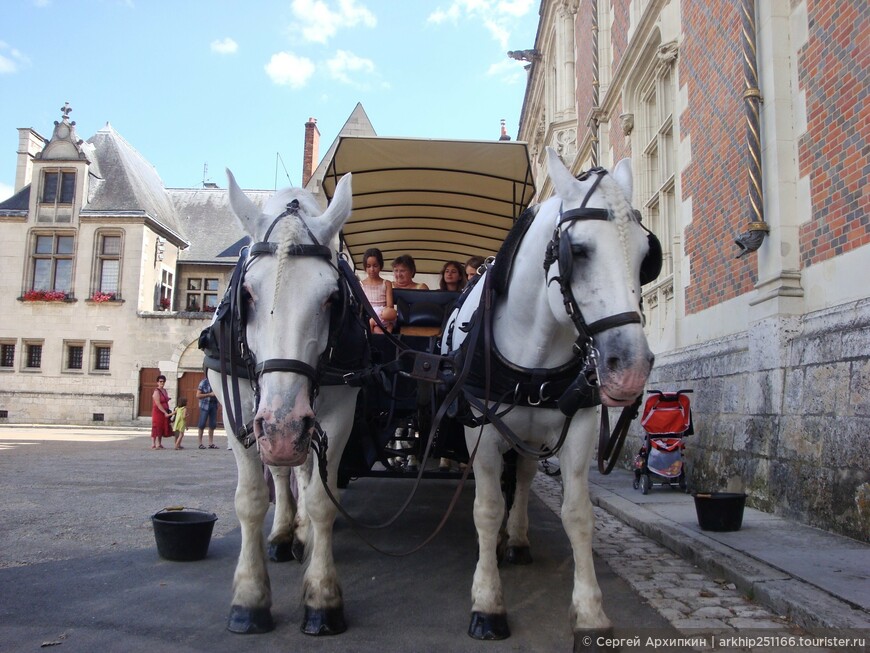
[[0, 186, 30, 211], [170, 187, 271, 263], [82, 125, 185, 241]]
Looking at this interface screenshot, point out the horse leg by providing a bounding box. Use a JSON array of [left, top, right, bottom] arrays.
[[468, 431, 510, 640], [559, 415, 614, 652], [298, 387, 357, 636], [227, 444, 275, 634], [504, 453, 538, 565], [267, 465, 297, 562]]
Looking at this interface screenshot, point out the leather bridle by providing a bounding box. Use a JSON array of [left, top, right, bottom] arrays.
[[216, 200, 337, 448]]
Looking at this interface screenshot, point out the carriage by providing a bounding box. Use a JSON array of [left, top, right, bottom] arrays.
[[202, 138, 660, 651], [318, 136, 536, 486]]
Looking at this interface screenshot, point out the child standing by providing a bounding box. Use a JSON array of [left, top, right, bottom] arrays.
[[172, 397, 188, 450], [360, 248, 397, 333]]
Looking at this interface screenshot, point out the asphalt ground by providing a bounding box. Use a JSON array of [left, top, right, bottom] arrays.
[[0, 426, 682, 653]]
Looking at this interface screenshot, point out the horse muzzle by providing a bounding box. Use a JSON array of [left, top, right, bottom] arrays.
[[253, 402, 315, 467]]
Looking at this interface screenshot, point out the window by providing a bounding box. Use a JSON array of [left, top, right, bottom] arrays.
[[0, 343, 14, 368], [94, 232, 122, 298], [186, 277, 219, 311], [628, 37, 677, 282], [64, 342, 85, 372], [625, 34, 679, 349], [24, 342, 42, 369], [92, 343, 111, 372], [158, 269, 174, 310], [41, 171, 76, 205], [31, 232, 74, 294]]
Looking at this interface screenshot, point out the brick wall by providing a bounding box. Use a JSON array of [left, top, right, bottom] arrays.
[[680, 0, 755, 314], [798, 0, 870, 266], [575, 0, 595, 126], [610, 0, 631, 72]]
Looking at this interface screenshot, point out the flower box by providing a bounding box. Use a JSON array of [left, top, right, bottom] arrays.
[[22, 290, 70, 302]]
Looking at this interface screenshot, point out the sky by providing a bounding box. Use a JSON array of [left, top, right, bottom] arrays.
[[0, 0, 539, 200]]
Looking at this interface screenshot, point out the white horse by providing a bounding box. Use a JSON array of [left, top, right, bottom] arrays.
[[441, 148, 656, 651], [206, 170, 359, 635]]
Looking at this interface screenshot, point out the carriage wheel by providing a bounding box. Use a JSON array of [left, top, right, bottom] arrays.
[[640, 474, 651, 495], [632, 474, 640, 490], [678, 469, 687, 492]]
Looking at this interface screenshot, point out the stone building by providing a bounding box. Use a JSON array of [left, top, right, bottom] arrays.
[[0, 102, 375, 428], [517, 0, 868, 539]]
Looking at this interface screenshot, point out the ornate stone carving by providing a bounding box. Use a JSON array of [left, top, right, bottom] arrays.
[[553, 128, 577, 156], [557, 0, 580, 17], [656, 40, 679, 76], [619, 113, 634, 136], [507, 49, 541, 62]]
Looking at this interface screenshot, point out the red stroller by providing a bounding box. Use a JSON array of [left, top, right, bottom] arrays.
[[633, 389, 693, 494]]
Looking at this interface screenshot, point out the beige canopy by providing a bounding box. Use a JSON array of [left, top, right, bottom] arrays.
[[321, 136, 536, 275]]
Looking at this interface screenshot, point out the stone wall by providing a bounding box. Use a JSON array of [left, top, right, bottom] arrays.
[[0, 390, 136, 425], [627, 298, 870, 541]]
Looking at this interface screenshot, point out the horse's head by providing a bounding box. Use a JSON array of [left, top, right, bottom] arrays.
[[226, 169, 352, 466], [544, 147, 658, 407]]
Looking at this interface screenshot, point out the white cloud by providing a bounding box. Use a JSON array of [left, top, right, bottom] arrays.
[[210, 37, 238, 55], [0, 181, 13, 202], [0, 41, 30, 74], [487, 58, 527, 85], [427, 0, 534, 49], [290, 0, 376, 44], [265, 51, 316, 88], [325, 49, 375, 86]]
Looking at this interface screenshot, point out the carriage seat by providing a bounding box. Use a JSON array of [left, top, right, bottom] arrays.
[[393, 289, 460, 337]]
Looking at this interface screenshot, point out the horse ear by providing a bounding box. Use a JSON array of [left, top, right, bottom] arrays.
[[227, 168, 265, 239], [546, 148, 581, 201], [312, 172, 353, 244], [611, 158, 633, 201]]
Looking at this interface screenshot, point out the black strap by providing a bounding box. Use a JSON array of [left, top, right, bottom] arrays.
[[597, 396, 642, 474], [255, 359, 318, 379]]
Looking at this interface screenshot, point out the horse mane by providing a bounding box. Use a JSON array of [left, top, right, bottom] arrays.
[[595, 174, 639, 280], [264, 187, 322, 311]]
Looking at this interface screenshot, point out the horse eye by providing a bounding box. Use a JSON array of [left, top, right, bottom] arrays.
[[571, 244, 590, 259]]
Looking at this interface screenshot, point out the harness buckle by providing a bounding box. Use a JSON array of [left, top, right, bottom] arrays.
[[400, 350, 444, 383]]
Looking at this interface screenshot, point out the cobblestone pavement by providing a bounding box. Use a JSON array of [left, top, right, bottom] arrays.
[[531, 474, 836, 653]]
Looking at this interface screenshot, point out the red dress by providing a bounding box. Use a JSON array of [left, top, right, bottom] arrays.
[[151, 388, 172, 437]]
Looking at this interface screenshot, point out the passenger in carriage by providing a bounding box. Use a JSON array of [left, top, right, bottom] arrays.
[[465, 255, 485, 279], [360, 247, 397, 333], [439, 260, 467, 292], [391, 254, 429, 290]]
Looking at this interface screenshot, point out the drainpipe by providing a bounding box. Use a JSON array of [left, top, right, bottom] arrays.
[[590, 0, 600, 167], [734, 0, 769, 258]]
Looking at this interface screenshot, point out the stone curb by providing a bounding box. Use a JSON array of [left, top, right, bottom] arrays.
[[587, 481, 870, 633]]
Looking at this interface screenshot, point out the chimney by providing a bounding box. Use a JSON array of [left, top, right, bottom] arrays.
[[302, 117, 320, 188], [16, 128, 47, 193], [499, 119, 511, 141]]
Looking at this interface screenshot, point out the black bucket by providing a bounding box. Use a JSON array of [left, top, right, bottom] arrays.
[[151, 508, 218, 561], [693, 493, 746, 532]]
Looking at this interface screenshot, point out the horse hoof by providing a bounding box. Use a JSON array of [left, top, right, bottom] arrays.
[[291, 538, 306, 563], [573, 628, 617, 652], [227, 605, 274, 634], [268, 540, 293, 562], [468, 611, 510, 640], [301, 605, 347, 636], [505, 545, 533, 565]]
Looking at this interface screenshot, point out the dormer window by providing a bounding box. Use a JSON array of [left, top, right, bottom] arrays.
[[42, 170, 76, 205]]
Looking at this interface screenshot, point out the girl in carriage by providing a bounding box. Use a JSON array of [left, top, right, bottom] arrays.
[[360, 247, 397, 333]]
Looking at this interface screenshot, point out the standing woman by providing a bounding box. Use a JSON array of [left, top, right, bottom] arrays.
[[439, 260, 467, 292], [151, 374, 172, 449]]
